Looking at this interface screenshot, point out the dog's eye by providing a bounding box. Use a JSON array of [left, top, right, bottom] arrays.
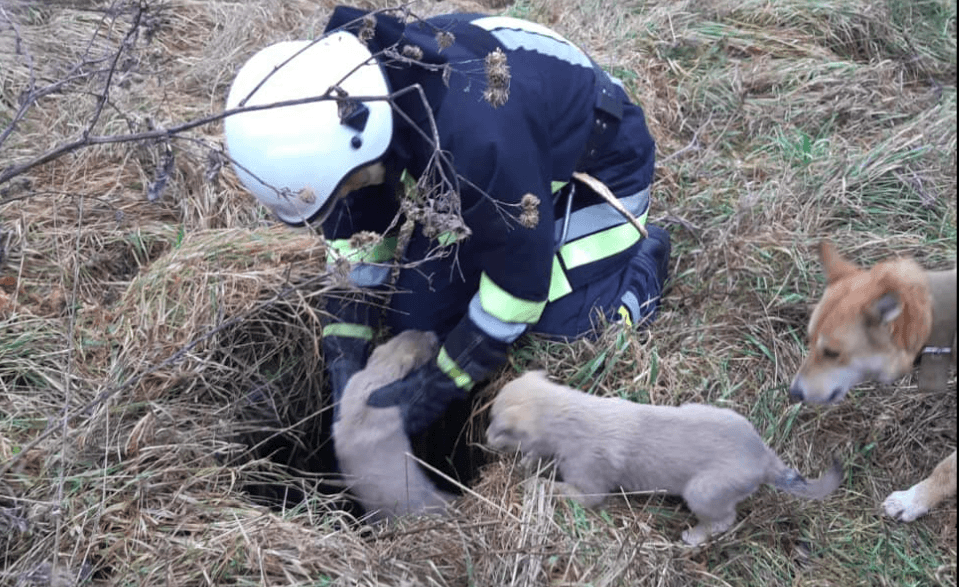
[[822, 347, 840, 359]]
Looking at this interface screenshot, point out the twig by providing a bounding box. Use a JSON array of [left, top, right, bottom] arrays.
[[83, 3, 143, 139], [572, 172, 649, 238], [0, 93, 378, 187], [0, 3, 36, 149], [659, 112, 713, 165], [0, 1, 142, 150]]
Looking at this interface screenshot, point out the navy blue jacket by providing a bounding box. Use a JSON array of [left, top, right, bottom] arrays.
[[322, 7, 658, 380]]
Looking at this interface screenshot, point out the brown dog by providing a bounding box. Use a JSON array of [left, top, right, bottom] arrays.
[[333, 330, 454, 522], [790, 241, 956, 521], [487, 371, 843, 545]]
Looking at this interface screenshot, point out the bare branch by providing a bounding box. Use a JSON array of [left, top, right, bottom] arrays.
[[83, 1, 145, 139], [0, 2, 521, 241], [659, 112, 713, 165], [0, 3, 36, 148]]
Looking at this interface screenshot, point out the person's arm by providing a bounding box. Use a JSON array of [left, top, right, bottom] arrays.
[[367, 99, 556, 434], [321, 183, 399, 415]]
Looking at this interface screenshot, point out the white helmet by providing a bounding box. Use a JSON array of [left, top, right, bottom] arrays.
[[224, 32, 393, 225]]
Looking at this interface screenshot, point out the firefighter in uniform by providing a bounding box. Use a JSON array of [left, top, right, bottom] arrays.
[[224, 7, 671, 444]]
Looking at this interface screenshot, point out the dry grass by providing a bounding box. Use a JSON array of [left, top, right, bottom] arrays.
[[0, 0, 956, 585]]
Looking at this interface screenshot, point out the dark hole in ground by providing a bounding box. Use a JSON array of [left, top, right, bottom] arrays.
[[236, 384, 487, 518], [215, 302, 488, 519]]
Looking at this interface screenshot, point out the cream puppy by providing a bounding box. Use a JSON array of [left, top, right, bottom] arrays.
[[333, 330, 455, 522], [487, 371, 842, 545]]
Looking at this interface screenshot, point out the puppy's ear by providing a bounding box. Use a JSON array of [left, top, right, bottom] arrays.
[[819, 240, 860, 284], [867, 292, 902, 325]]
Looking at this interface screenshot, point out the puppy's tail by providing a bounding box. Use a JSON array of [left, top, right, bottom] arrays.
[[771, 457, 843, 500]]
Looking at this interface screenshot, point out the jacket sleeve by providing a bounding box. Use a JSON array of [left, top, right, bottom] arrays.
[[429, 92, 557, 389], [319, 182, 399, 347]]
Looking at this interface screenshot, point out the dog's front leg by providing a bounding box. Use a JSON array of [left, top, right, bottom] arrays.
[[552, 481, 607, 508], [882, 449, 957, 522], [552, 456, 609, 508]]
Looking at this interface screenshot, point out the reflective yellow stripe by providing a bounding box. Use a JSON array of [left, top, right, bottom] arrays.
[[328, 236, 398, 264], [321, 323, 373, 340], [479, 273, 547, 324], [559, 211, 648, 270], [548, 256, 573, 302], [400, 169, 416, 191], [436, 231, 459, 246], [436, 347, 474, 390]]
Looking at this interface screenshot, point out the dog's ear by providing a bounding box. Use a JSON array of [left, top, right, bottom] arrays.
[[866, 292, 902, 325], [819, 240, 860, 284]]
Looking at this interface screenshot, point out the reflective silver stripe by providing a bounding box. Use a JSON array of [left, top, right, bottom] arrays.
[[620, 291, 640, 323], [472, 16, 593, 70], [621, 290, 658, 323], [554, 187, 649, 243], [468, 294, 527, 343], [349, 264, 391, 287]]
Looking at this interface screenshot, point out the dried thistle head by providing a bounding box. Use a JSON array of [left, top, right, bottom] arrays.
[[336, 97, 359, 124], [331, 85, 359, 123], [204, 149, 223, 184], [483, 47, 510, 108], [349, 230, 380, 248], [402, 44, 424, 61], [333, 256, 353, 285], [358, 14, 376, 43], [436, 31, 455, 51], [297, 186, 316, 205], [519, 193, 540, 228]]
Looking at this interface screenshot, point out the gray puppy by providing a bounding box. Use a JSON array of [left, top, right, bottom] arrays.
[[333, 330, 455, 522], [486, 371, 842, 545]]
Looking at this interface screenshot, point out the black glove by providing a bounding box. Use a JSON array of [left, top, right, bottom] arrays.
[[365, 359, 467, 437], [367, 322, 509, 436]]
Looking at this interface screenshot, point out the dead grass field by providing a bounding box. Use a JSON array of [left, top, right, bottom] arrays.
[[0, 0, 955, 585]]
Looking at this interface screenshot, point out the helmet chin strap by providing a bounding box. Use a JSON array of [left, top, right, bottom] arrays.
[[309, 162, 388, 225], [361, 162, 386, 186], [334, 162, 387, 200]]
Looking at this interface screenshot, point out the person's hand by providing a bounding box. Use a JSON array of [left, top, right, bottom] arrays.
[[366, 360, 467, 437]]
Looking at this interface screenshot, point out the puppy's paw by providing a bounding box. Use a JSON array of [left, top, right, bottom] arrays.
[[553, 481, 606, 508], [682, 513, 735, 546], [681, 526, 709, 546], [882, 485, 929, 522]]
